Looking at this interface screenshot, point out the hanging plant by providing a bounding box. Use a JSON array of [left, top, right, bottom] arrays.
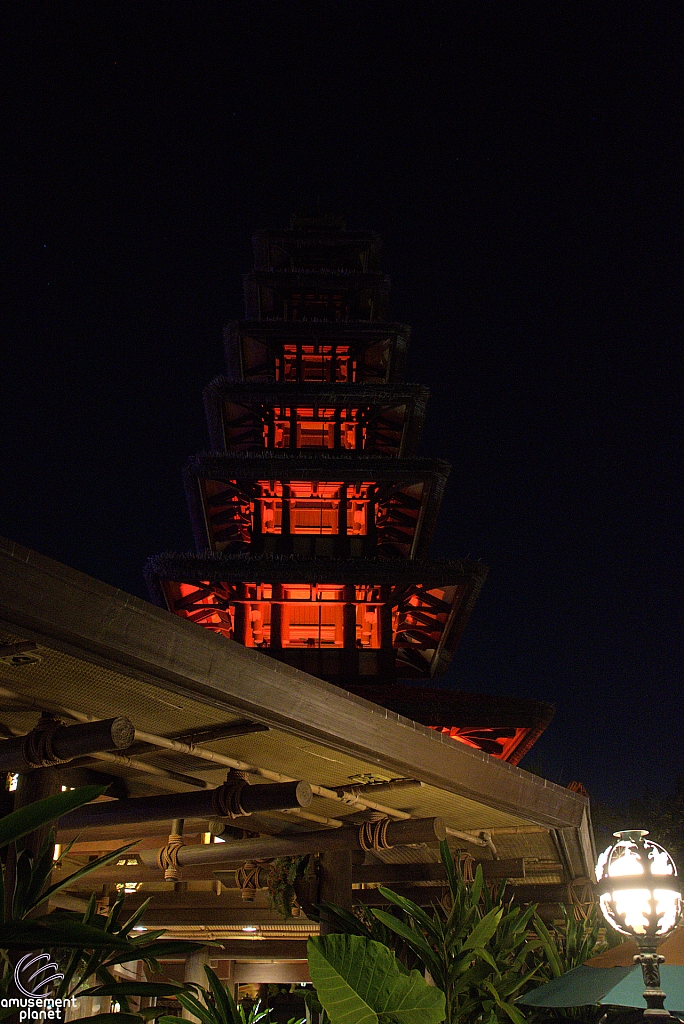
[[268, 854, 318, 919]]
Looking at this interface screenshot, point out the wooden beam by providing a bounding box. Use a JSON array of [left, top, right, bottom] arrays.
[[58, 781, 312, 829], [78, 817, 446, 881], [0, 717, 134, 772], [139, 817, 446, 871], [214, 940, 309, 959], [58, 849, 526, 891], [352, 857, 525, 883], [140, 906, 314, 927]]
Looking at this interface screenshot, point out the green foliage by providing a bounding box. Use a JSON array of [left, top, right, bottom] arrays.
[[527, 904, 625, 1024], [318, 899, 420, 971], [0, 785, 205, 1023], [0, 785, 105, 850], [372, 843, 541, 1024], [307, 933, 445, 1024], [533, 905, 609, 980], [320, 841, 541, 1024], [267, 855, 316, 919], [157, 965, 276, 1024]]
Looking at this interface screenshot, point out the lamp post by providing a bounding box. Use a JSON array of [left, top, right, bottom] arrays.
[[595, 830, 682, 1020]]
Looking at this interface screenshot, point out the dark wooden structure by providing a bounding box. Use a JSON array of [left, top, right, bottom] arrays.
[[146, 217, 553, 765], [0, 537, 596, 954]]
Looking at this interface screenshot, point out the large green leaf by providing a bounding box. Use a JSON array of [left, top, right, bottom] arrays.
[[461, 906, 503, 953], [0, 785, 105, 848], [371, 909, 445, 987], [173, 989, 217, 1024], [307, 934, 445, 1024], [205, 964, 242, 1024]]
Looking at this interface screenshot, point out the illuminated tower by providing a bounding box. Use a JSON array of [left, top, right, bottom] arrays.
[[146, 216, 552, 763]]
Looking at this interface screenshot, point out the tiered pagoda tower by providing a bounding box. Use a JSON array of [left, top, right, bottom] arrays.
[[146, 216, 552, 764]]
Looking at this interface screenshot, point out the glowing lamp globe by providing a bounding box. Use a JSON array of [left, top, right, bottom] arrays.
[[595, 830, 682, 941]]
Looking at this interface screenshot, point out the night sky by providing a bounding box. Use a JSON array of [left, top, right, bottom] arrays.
[[2, 3, 682, 806]]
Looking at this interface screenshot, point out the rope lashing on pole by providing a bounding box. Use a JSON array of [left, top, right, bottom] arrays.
[[21, 715, 71, 768], [236, 861, 263, 902], [158, 820, 186, 882], [211, 770, 252, 819], [358, 816, 393, 852]]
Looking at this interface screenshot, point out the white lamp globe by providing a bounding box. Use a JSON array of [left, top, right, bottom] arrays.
[[595, 830, 682, 940]]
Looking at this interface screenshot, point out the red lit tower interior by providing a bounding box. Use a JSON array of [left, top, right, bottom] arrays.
[[146, 215, 553, 764]]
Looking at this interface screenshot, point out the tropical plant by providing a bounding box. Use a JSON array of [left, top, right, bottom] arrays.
[[315, 898, 421, 972], [156, 964, 300, 1024], [0, 784, 205, 1022], [325, 840, 541, 1024], [524, 904, 624, 1024], [533, 904, 612, 980], [307, 933, 445, 1024], [268, 855, 317, 919]]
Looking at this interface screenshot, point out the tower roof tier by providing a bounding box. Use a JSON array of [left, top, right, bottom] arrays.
[[252, 218, 382, 273], [204, 380, 428, 456], [183, 451, 450, 559], [339, 684, 555, 765], [224, 320, 410, 384], [145, 553, 487, 684], [243, 270, 390, 321]]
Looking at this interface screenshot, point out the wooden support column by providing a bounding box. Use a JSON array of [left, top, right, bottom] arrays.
[[319, 850, 352, 936], [335, 483, 347, 557], [270, 583, 284, 650], [365, 486, 378, 548], [379, 584, 393, 649], [281, 485, 292, 553], [342, 583, 358, 680], [251, 491, 263, 553], [333, 408, 342, 450], [266, 408, 275, 449], [343, 585, 356, 649], [233, 584, 250, 645]]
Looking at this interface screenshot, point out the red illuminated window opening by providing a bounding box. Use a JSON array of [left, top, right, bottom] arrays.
[[264, 406, 366, 450], [255, 481, 372, 536], [276, 344, 355, 383], [173, 582, 383, 650]]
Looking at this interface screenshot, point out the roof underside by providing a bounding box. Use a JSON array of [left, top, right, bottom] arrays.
[[0, 537, 594, 938]]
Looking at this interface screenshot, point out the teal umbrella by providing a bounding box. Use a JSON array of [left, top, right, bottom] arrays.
[[519, 965, 684, 1013]]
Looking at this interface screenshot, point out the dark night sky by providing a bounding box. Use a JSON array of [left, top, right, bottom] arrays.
[[2, 3, 682, 805]]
